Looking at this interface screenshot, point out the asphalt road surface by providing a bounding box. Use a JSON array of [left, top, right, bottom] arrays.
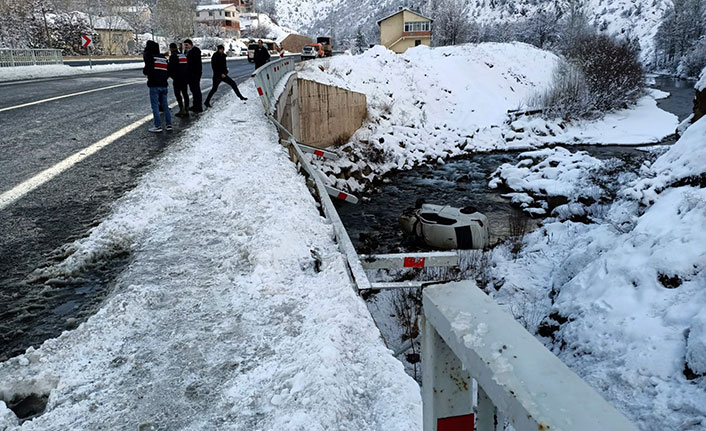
[[0, 57, 268, 361]]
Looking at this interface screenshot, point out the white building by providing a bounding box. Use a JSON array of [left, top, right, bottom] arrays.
[[195, 4, 240, 37]]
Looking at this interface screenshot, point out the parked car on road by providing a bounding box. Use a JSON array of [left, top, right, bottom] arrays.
[[301, 43, 324, 60]]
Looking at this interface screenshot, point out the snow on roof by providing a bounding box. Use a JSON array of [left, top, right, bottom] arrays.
[[197, 3, 235, 11], [376, 8, 433, 25], [91, 15, 132, 31]]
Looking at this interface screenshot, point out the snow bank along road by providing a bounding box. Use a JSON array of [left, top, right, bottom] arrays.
[[0, 80, 422, 430], [0, 58, 261, 362]]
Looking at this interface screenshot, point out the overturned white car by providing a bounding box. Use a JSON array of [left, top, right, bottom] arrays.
[[399, 203, 490, 250]]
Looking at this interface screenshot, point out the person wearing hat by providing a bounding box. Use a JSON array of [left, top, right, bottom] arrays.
[[205, 45, 247, 109], [142, 40, 172, 133], [168, 42, 190, 117]]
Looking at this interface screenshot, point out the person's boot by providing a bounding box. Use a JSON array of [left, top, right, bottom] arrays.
[[176, 106, 188, 117]]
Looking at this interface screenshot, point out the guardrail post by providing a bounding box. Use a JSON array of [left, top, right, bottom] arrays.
[[422, 315, 474, 431], [476, 387, 495, 431]]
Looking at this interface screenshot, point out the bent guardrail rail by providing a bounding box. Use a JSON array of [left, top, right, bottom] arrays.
[[422, 281, 638, 431], [251, 58, 296, 116], [0, 49, 63, 67]]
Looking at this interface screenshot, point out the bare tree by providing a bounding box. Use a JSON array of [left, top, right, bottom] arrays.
[[249, 21, 272, 39], [154, 0, 196, 42], [426, 0, 472, 46]]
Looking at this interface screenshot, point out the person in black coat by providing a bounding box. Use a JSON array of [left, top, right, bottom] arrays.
[[142, 40, 172, 132], [253, 39, 270, 70], [205, 45, 247, 108], [168, 42, 190, 117], [183, 39, 203, 113]]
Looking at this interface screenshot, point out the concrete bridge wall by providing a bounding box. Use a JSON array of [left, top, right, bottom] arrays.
[[275, 75, 367, 149]]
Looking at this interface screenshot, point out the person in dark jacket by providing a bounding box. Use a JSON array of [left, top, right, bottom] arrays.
[[183, 39, 203, 113], [253, 39, 270, 70], [205, 45, 247, 108], [168, 42, 189, 117], [142, 40, 172, 133]]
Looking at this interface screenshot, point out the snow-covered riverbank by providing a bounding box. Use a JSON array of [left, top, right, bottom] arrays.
[[298, 43, 679, 193], [0, 82, 421, 429], [483, 114, 706, 430]]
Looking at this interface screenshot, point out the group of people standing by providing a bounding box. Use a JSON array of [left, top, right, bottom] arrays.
[[143, 38, 272, 133]]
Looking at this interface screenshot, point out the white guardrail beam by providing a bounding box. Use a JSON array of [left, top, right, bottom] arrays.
[[360, 251, 459, 270], [251, 58, 295, 115], [289, 139, 370, 292], [422, 281, 638, 431]]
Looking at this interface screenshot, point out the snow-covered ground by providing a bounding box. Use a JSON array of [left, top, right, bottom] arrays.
[[0, 82, 421, 429], [0, 63, 143, 81], [505, 89, 677, 147], [489, 147, 607, 217], [297, 43, 678, 193], [482, 115, 706, 430]]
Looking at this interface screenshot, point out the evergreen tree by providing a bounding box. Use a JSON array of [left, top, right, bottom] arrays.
[[354, 26, 367, 53]]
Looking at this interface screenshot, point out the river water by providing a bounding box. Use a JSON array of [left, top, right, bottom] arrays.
[[337, 77, 696, 255]]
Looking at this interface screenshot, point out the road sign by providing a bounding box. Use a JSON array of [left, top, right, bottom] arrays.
[[81, 35, 93, 48]]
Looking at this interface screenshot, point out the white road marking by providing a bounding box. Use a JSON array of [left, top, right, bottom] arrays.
[[0, 83, 221, 210], [0, 81, 143, 113]]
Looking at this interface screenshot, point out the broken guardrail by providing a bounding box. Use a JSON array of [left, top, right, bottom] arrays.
[[422, 281, 638, 431]]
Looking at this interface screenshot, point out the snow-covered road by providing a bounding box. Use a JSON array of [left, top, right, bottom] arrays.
[[0, 82, 421, 430]]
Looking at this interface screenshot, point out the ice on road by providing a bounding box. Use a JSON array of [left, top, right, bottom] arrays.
[[0, 82, 421, 430]]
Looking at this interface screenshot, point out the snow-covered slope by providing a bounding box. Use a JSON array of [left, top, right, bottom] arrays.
[[0, 82, 421, 430], [486, 115, 706, 431]]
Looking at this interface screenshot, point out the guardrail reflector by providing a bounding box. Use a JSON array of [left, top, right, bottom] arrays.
[[437, 414, 474, 431], [404, 257, 426, 268]]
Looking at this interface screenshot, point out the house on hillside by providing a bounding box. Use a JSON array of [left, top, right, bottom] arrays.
[[92, 16, 134, 55], [377, 8, 432, 54], [195, 4, 240, 37], [219, 0, 253, 13]]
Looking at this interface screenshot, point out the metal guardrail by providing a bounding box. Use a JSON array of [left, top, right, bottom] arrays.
[[289, 137, 371, 292], [251, 57, 296, 116], [422, 281, 638, 431], [0, 49, 63, 67]]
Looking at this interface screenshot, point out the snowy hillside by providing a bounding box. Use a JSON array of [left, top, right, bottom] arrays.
[[464, 0, 671, 62], [486, 116, 706, 430], [275, 0, 670, 61]]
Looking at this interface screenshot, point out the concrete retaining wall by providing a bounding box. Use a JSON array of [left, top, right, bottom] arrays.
[[275, 75, 367, 149]]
